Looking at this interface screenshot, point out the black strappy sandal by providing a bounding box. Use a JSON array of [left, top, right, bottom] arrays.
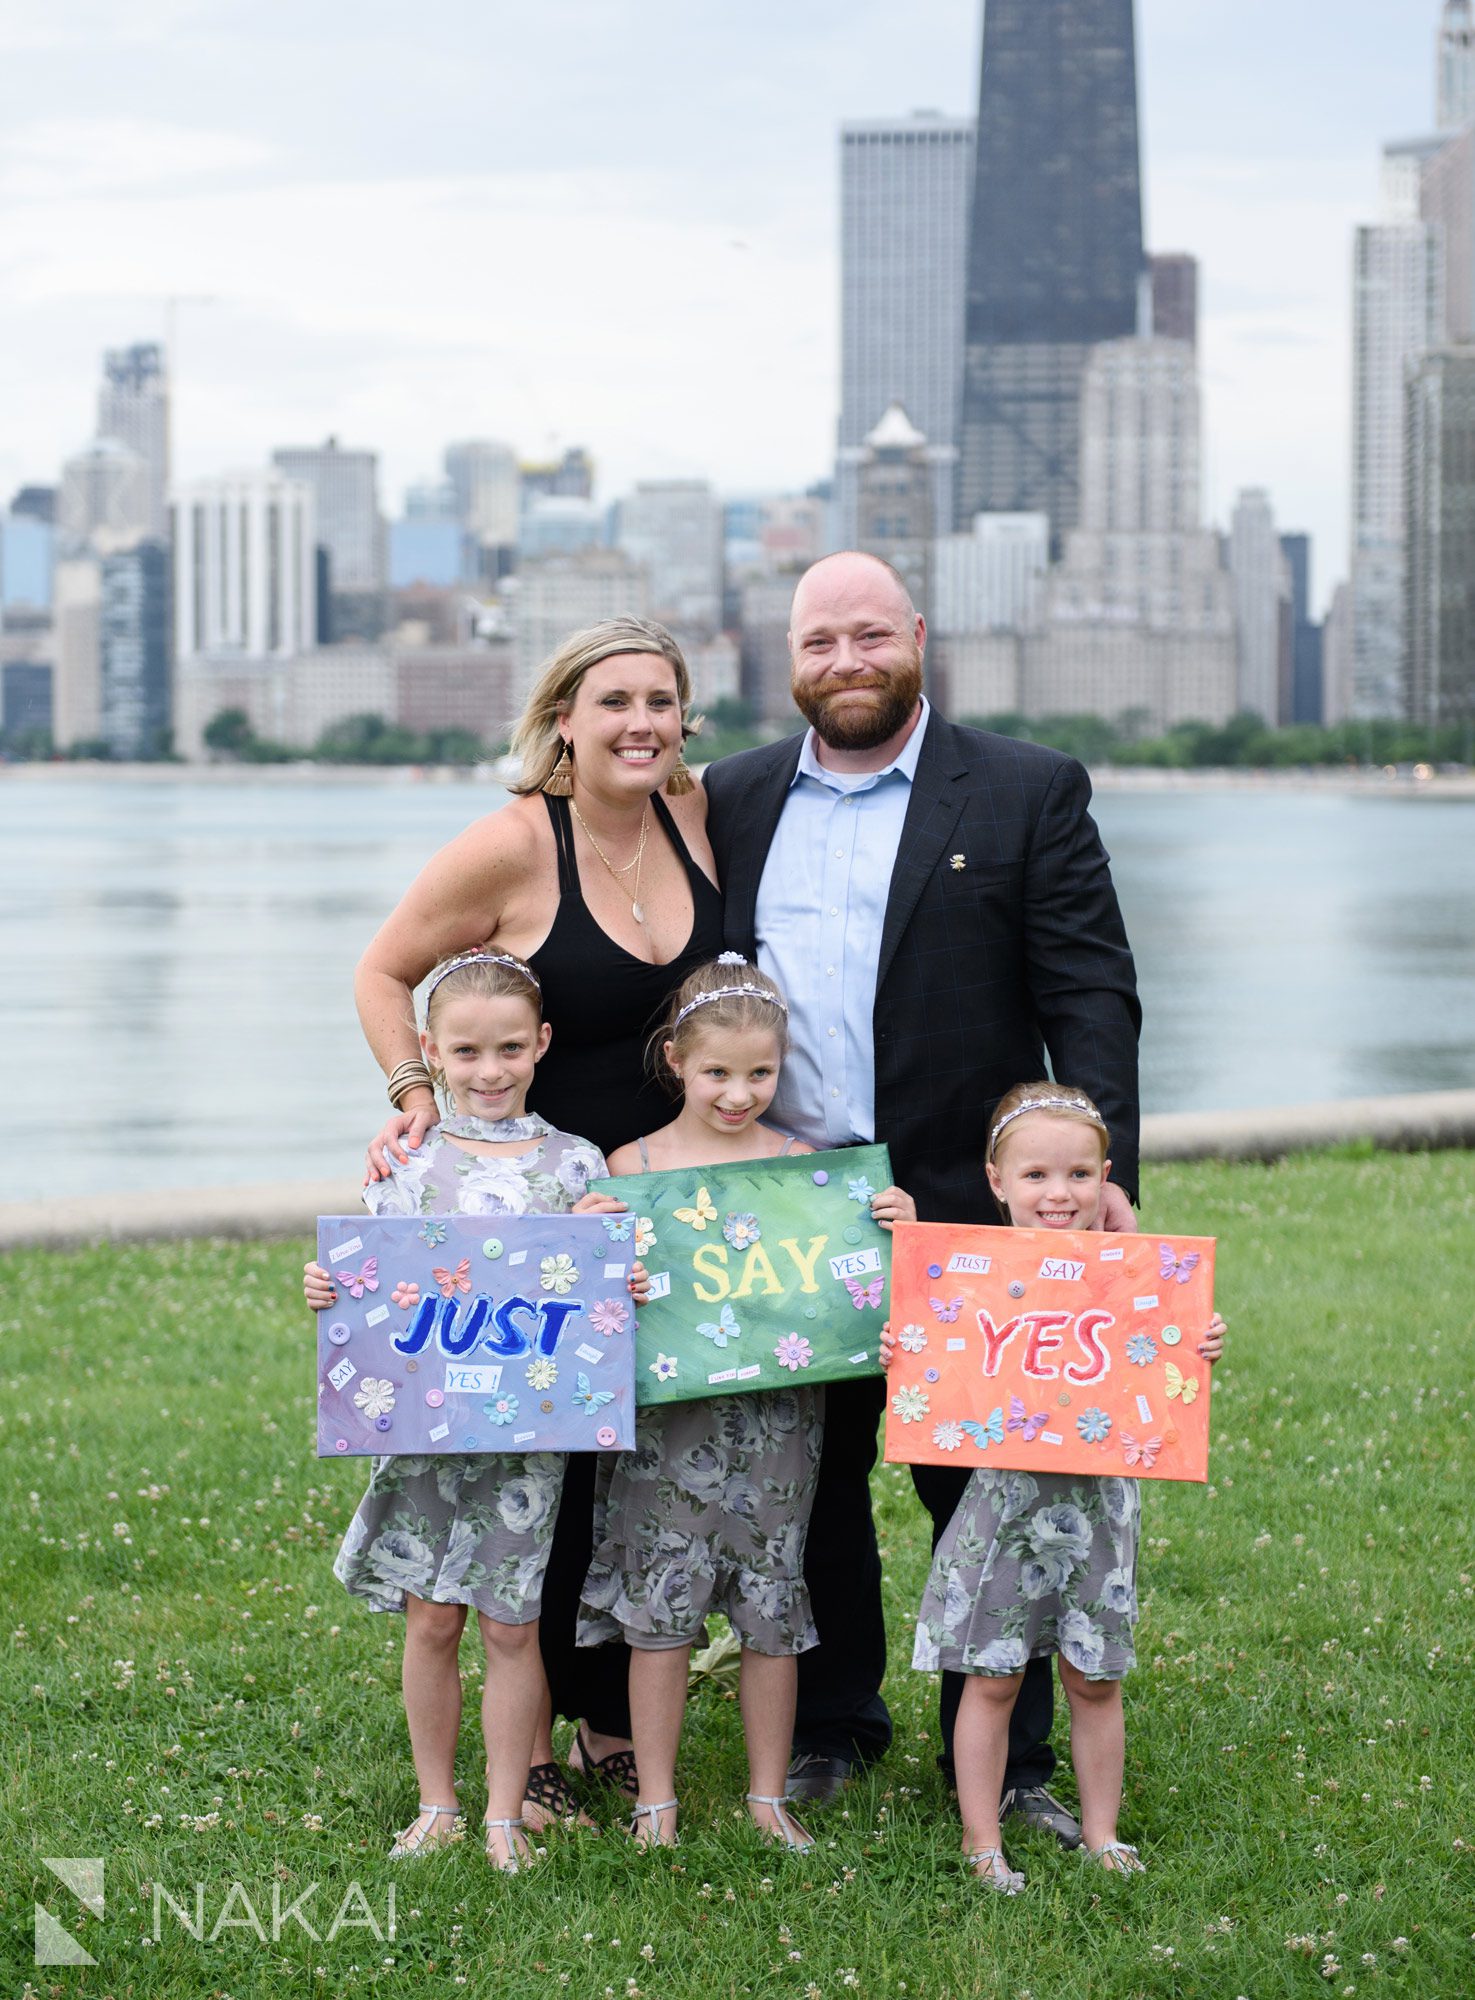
[[568, 1727, 640, 1800], [523, 1760, 586, 1825]]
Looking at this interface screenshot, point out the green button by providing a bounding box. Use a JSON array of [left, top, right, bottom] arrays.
[[482, 1237, 504, 1260], [1161, 1324, 1182, 1347]]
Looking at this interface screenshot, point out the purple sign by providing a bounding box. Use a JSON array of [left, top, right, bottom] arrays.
[[315, 1213, 636, 1457]]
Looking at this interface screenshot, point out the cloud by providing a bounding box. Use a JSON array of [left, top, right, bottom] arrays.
[[0, 117, 275, 199]]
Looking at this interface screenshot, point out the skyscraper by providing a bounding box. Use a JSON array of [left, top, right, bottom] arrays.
[[97, 343, 170, 542], [1148, 253, 1199, 347], [1229, 489, 1292, 723], [271, 438, 385, 637], [1437, 0, 1475, 129], [173, 471, 317, 662], [100, 541, 171, 759], [1405, 346, 1475, 727], [835, 111, 975, 543], [615, 480, 725, 634], [956, 0, 1144, 552]]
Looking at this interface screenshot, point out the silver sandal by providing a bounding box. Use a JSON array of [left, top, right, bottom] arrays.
[[1086, 1839, 1146, 1875], [388, 1802, 462, 1859], [967, 1845, 1026, 1894], [483, 1814, 535, 1873], [628, 1798, 679, 1847], [746, 1792, 814, 1852]]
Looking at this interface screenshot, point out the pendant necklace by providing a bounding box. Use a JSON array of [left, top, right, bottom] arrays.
[[570, 800, 651, 925]]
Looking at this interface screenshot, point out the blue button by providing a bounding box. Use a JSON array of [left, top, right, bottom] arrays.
[[463, 1434, 479, 1449], [812, 1170, 829, 1186], [927, 1264, 942, 1281], [374, 1414, 392, 1432], [327, 1322, 351, 1345], [924, 1368, 939, 1384]]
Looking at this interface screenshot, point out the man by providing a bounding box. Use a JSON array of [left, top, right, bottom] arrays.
[[703, 551, 1140, 1844]]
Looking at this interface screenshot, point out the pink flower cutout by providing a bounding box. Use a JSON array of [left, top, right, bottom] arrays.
[[391, 1281, 420, 1309], [774, 1333, 813, 1373], [589, 1298, 629, 1338]]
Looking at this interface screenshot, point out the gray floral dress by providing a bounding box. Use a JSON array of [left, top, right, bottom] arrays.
[[912, 1469, 1141, 1682], [332, 1123, 607, 1625], [578, 1386, 824, 1656]]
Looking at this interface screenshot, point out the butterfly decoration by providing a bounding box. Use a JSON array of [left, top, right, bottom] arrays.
[[1164, 1362, 1200, 1405], [1159, 1242, 1201, 1285], [930, 1295, 964, 1324], [601, 1214, 633, 1243], [571, 1371, 614, 1415], [961, 1407, 1006, 1451], [338, 1258, 379, 1299], [697, 1303, 742, 1349], [845, 1274, 885, 1310], [1006, 1393, 1049, 1443], [432, 1258, 472, 1299], [1120, 1432, 1162, 1468], [419, 1220, 447, 1248], [673, 1185, 717, 1231]]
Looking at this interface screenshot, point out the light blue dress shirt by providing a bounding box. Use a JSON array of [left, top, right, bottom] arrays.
[[755, 701, 931, 1149]]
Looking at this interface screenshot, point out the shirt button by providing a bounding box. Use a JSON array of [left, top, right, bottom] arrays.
[[831, 1087, 840, 1098], [834, 849, 845, 859], [829, 906, 839, 916], [826, 966, 835, 976], [827, 1027, 837, 1038]]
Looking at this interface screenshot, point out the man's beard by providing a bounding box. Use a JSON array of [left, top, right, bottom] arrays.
[[790, 648, 924, 751]]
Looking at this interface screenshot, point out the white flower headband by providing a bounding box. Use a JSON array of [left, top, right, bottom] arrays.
[[987, 1093, 1109, 1159], [672, 952, 789, 1031], [424, 951, 542, 1014]]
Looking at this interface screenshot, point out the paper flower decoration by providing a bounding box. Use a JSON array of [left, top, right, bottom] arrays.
[[352, 1377, 396, 1419], [419, 1221, 447, 1247], [633, 1217, 657, 1256], [774, 1333, 814, 1372], [1076, 1406, 1112, 1444], [846, 1176, 875, 1206], [891, 1384, 931, 1424], [931, 1420, 964, 1452], [1126, 1332, 1158, 1367], [391, 1280, 420, 1309], [484, 1394, 519, 1426], [722, 1212, 761, 1250], [649, 1353, 679, 1382], [601, 1214, 633, 1242], [525, 1358, 558, 1391], [539, 1253, 579, 1294], [589, 1298, 629, 1338], [897, 1324, 928, 1354], [673, 1186, 717, 1231]]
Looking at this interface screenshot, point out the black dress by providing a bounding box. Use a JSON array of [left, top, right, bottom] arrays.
[[525, 790, 725, 1737]]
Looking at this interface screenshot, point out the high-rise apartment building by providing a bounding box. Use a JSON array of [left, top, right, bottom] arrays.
[[835, 111, 975, 543], [445, 441, 520, 549], [521, 448, 594, 503], [58, 439, 151, 554], [97, 343, 170, 541], [271, 438, 385, 593], [100, 540, 171, 758], [956, 0, 1144, 552], [511, 550, 648, 710], [845, 404, 955, 621], [172, 471, 317, 662], [1405, 346, 1475, 725], [1148, 253, 1198, 347], [1280, 533, 1325, 725], [1438, 0, 1475, 129], [52, 556, 103, 750], [615, 480, 724, 634], [931, 514, 1049, 637], [1229, 488, 1292, 723]]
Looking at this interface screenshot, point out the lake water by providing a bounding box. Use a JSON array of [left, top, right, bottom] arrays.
[[6, 771, 1474, 1201]]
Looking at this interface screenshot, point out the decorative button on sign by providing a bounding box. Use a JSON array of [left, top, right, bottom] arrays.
[[595, 1425, 618, 1447], [924, 1368, 939, 1383], [425, 1389, 444, 1408], [811, 1170, 829, 1186], [374, 1414, 393, 1432], [1161, 1324, 1182, 1346], [482, 1237, 503, 1260], [463, 1434, 478, 1449], [405, 1359, 418, 1373], [335, 1438, 349, 1452], [1008, 1280, 1026, 1299], [327, 1323, 351, 1346]]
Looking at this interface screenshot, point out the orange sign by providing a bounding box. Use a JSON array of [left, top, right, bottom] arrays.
[[883, 1223, 1217, 1484]]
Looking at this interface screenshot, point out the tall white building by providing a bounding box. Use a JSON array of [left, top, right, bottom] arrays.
[[97, 343, 169, 541], [445, 440, 520, 547], [58, 439, 151, 555], [1229, 488, 1292, 723], [511, 550, 649, 709], [932, 514, 1049, 636], [271, 438, 384, 591], [615, 480, 724, 634], [51, 556, 103, 750], [836, 112, 975, 543], [172, 471, 317, 662], [1438, 0, 1475, 129]]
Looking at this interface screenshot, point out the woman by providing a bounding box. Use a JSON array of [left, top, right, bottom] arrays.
[[355, 617, 725, 1824]]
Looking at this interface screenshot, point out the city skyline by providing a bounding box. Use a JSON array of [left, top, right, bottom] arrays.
[[0, 1, 1448, 614]]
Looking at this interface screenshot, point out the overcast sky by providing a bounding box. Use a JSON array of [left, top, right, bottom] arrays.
[[0, 1, 1446, 612]]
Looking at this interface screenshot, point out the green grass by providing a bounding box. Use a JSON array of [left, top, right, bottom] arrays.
[[5, 1153, 1474, 1999]]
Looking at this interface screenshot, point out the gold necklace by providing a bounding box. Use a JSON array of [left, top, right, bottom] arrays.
[[570, 800, 651, 924]]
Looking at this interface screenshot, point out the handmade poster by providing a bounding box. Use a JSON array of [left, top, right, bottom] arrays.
[[315, 1214, 635, 1457], [600, 1145, 894, 1406], [882, 1223, 1217, 1484]]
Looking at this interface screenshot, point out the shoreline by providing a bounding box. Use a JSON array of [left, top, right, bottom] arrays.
[[5, 759, 1474, 797]]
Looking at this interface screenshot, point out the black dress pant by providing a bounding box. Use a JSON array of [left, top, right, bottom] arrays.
[[537, 1450, 631, 1740], [910, 1462, 1057, 1792]]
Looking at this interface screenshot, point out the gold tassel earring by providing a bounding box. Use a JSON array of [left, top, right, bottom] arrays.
[[542, 742, 574, 795], [664, 757, 696, 796]]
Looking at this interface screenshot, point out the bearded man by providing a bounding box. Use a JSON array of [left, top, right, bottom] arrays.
[[702, 550, 1141, 1844]]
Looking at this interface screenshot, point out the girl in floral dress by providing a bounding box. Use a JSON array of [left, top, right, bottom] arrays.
[[577, 957, 915, 1850], [304, 951, 645, 1870], [888, 1083, 1226, 1892]]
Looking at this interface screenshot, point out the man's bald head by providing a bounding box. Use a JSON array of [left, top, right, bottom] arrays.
[[786, 550, 925, 756], [789, 550, 917, 635]]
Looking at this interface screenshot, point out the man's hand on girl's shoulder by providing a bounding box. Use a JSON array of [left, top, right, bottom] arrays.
[[1099, 1182, 1138, 1232]]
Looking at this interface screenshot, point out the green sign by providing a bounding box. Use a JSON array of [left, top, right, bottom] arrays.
[[602, 1144, 893, 1406]]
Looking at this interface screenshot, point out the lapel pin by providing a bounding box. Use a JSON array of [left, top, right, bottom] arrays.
[[950, 854, 966, 871]]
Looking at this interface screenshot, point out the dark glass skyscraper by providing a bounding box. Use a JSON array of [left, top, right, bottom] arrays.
[[956, 0, 1145, 550]]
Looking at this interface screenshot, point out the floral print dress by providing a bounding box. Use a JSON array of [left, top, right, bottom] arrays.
[[912, 1469, 1141, 1682], [577, 1385, 823, 1656], [332, 1125, 606, 1625]]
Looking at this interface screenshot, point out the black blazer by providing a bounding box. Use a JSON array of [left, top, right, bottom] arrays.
[[703, 713, 1142, 1224]]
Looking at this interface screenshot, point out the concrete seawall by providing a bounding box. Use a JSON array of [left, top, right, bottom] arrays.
[[6, 1089, 1473, 1253]]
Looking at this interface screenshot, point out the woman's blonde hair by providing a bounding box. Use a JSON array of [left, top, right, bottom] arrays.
[[508, 618, 699, 795], [652, 956, 790, 1094], [420, 951, 543, 1101]]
